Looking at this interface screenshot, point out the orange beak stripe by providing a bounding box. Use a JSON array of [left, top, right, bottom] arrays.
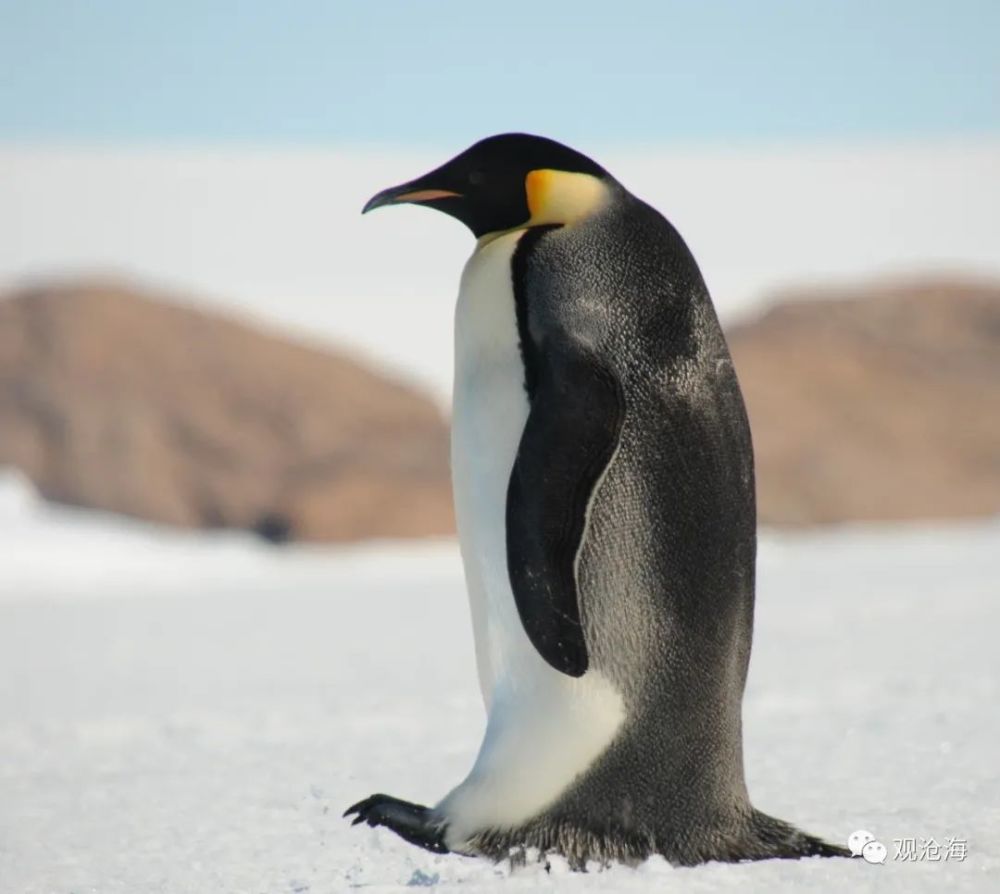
[[393, 188, 462, 203]]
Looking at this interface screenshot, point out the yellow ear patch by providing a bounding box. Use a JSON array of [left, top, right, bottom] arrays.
[[525, 169, 609, 227]]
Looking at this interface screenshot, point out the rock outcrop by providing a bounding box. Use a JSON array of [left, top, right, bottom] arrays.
[[728, 278, 1000, 526], [0, 281, 454, 542]]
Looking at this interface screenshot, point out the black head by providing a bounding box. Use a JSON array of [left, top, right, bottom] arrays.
[[362, 133, 609, 238]]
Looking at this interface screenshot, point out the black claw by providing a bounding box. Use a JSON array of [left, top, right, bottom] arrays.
[[343, 793, 450, 854], [343, 796, 373, 819]]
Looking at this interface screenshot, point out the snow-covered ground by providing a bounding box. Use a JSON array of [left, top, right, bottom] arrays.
[[1, 470, 998, 893]]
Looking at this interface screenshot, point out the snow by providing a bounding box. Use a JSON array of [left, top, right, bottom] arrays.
[[1, 471, 998, 892]]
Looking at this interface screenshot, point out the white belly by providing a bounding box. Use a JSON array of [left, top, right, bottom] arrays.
[[442, 230, 624, 847], [451, 230, 535, 705]]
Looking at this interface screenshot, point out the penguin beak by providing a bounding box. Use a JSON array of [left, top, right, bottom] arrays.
[[362, 178, 462, 214]]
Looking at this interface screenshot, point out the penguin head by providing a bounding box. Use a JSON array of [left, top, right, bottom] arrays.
[[363, 133, 611, 239]]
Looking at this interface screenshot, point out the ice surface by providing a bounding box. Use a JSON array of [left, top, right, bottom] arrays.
[[1, 472, 998, 891]]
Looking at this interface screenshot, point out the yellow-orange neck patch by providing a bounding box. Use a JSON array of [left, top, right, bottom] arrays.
[[475, 169, 610, 250], [524, 169, 609, 227]]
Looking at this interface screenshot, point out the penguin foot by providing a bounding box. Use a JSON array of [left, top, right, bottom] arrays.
[[344, 793, 449, 854]]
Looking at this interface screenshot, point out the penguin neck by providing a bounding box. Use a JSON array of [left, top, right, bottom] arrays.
[[474, 173, 614, 250], [475, 227, 531, 251]]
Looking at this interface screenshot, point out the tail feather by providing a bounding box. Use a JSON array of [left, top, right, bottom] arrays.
[[748, 810, 852, 860]]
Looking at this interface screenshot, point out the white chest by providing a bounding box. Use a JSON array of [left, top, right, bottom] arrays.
[[451, 230, 533, 703]]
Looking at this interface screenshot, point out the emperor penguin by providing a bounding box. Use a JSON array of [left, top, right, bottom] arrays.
[[346, 133, 847, 867]]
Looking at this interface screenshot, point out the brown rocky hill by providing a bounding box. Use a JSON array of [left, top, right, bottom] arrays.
[[728, 278, 1000, 526], [0, 281, 454, 541], [2, 277, 998, 538]]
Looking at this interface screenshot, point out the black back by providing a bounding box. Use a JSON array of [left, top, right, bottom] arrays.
[[504, 184, 757, 829]]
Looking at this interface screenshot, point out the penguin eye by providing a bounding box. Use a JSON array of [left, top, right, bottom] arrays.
[[468, 170, 486, 187]]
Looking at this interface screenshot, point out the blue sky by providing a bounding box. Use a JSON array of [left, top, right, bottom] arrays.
[[2, 0, 998, 148]]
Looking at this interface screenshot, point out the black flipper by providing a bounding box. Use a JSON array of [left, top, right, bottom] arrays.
[[344, 793, 449, 854], [505, 350, 625, 677]]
